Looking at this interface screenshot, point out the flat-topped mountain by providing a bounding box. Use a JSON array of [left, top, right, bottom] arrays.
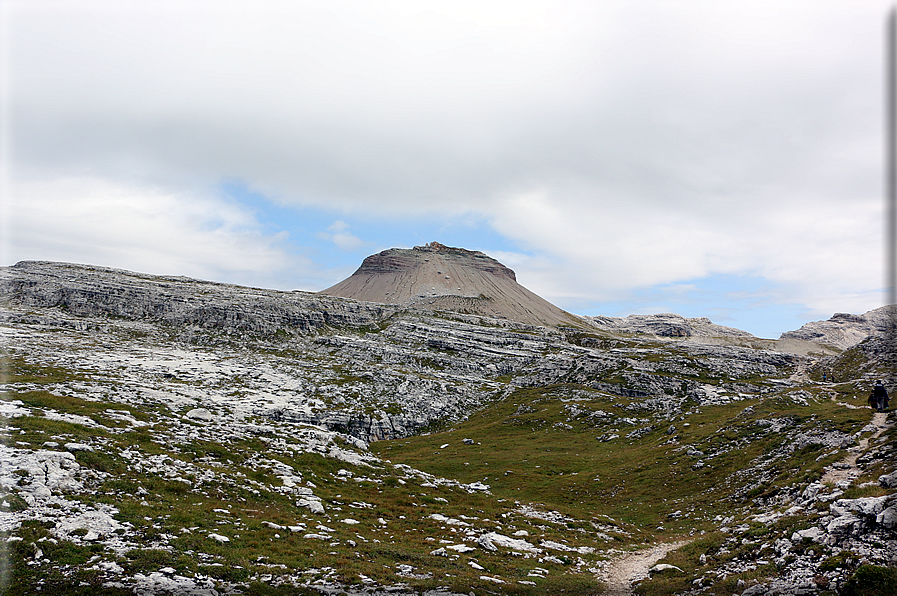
[[319, 242, 583, 328]]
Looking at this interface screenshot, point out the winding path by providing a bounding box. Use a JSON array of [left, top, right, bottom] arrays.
[[594, 403, 890, 595]]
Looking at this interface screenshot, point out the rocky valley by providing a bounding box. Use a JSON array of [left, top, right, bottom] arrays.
[[0, 252, 895, 596]]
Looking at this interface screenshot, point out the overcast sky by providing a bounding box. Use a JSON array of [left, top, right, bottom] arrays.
[[1, 1, 892, 338]]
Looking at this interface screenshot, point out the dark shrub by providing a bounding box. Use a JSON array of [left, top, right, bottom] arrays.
[[840, 564, 897, 596]]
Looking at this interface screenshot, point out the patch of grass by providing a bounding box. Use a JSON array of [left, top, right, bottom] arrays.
[[122, 548, 177, 572], [1, 356, 88, 385], [819, 550, 859, 572], [74, 449, 127, 474], [841, 484, 890, 499], [243, 584, 321, 595], [373, 382, 877, 546], [122, 428, 170, 455], [840, 564, 897, 596], [181, 439, 247, 464], [0, 493, 28, 512], [2, 580, 133, 596], [7, 390, 149, 422], [3, 519, 118, 596], [8, 414, 104, 444]]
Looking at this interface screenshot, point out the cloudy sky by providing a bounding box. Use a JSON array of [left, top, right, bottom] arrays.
[[1, 1, 892, 338]]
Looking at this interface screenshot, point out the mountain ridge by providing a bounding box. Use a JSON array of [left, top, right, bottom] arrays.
[[4, 258, 891, 349]]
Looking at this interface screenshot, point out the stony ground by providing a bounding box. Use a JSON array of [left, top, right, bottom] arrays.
[[1, 262, 895, 595]]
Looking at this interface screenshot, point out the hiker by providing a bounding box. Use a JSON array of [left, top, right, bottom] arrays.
[[872, 382, 889, 413]]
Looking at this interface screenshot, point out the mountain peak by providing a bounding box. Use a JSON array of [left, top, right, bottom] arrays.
[[319, 243, 579, 328]]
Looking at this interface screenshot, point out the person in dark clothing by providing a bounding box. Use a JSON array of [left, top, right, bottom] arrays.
[[872, 382, 889, 412]]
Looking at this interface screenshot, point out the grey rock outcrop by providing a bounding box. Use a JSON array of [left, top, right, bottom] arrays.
[[585, 312, 756, 340], [0, 447, 85, 504], [779, 305, 896, 349], [0, 260, 394, 337], [0, 259, 830, 442]]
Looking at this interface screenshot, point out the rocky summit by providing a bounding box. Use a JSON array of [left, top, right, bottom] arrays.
[[780, 306, 897, 351], [320, 242, 582, 328], [0, 257, 895, 596]]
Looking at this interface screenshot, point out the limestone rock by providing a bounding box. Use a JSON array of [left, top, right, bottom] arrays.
[[1, 448, 84, 503], [185, 408, 214, 422], [880, 470, 897, 488], [64, 442, 94, 452], [650, 563, 683, 573], [476, 532, 540, 553], [779, 305, 896, 349], [55, 510, 122, 540], [831, 495, 894, 518], [586, 312, 755, 340], [0, 260, 393, 336], [877, 505, 897, 530], [297, 498, 325, 514]]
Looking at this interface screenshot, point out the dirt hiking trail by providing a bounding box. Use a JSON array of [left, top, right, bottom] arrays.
[[594, 410, 889, 595], [821, 411, 891, 486], [596, 540, 690, 596]]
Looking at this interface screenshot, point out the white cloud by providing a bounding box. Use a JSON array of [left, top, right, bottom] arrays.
[[2, 176, 316, 289], [484, 182, 881, 319], [2, 1, 891, 330], [317, 220, 366, 251]]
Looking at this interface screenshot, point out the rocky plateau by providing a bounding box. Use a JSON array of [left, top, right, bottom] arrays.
[[0, 251, 895, 596]]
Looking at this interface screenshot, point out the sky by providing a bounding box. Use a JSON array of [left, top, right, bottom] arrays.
[[1, 1, 893, 339]]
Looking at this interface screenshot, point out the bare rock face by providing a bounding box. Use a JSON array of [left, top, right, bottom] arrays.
[[779, 305, 896, 349], [319, 242, 582, 328], [584, 313, 756, 339], [0, 260, 394, 337]]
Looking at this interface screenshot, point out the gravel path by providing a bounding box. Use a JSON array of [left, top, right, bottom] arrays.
[[597, 540, 690, 596], [821, 411, 891, 486]]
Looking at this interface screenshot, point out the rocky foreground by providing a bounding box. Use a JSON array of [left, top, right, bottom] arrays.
[[0, 260, 895, 595]]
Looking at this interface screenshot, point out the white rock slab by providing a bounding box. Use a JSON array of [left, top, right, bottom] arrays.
[[185, 408, 214, 422]]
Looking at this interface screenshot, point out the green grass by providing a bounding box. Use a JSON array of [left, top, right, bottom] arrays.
[[840, 565, 897, 596], [0, 355, 89, 385], [15, 408, 606, 595], [6, 414, 106, 445], [2, 520, 126, 596], [84, 457, 604, 593], [371, 383, 874, 541], [2, 388, 153, 439]]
